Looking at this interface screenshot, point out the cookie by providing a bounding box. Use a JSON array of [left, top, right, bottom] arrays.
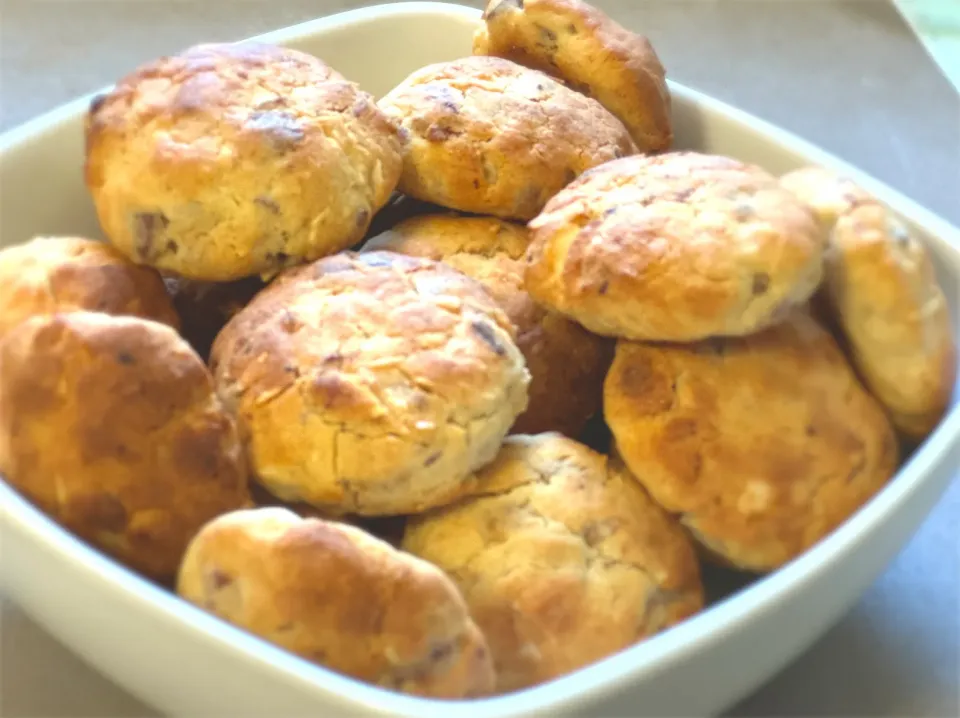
[[210, 251, 530, 516], [377, 55, 637, 221], [0, 311, 249, 581], [85, 42, 403, 282], [364, 214, 612, 436], [0, 235, 179, 337], [474, 0, 672, 152], [402, 433, 704, 693], [781, 166, 957, 440], [604, 310, 899, 572], [525, 152, 827, 341], [163, 274, 266, 361], [177, 507, 495, 698]]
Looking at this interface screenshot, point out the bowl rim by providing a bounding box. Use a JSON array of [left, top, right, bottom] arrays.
[[1, 3, 959, 718]]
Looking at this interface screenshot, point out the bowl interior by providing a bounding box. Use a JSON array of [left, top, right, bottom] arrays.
[[1, 3, 958, 717]]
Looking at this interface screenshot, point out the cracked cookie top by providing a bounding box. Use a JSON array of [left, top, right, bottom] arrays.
[[363, 214, 612, 436], [604, 310, 899, 572], [0, 235, 180, 336], [0, 311, 250, 581], [210, 250, 531, 516], [402, 432, 703, 693], [474, 0, 672, 152], [525, 151, 828, 341], [84, 42, 403, 282], [780, 166, 958, 441], [177, 507, 495, 698], [377, 55, 637, 221]]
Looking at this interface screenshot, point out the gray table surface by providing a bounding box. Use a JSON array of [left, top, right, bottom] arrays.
[[1, 1, 958, 716]]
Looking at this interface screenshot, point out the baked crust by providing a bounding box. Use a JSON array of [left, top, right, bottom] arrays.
[[780, 166, 957, 440], [0, 235, 179, 336], [177, 507, 495, 697], [474, 0, 672, 152], [604, 310, 899, 572], [0, 311, 249, 580], [211, 250, 530, 516], [377, 55, 637, 221], [85, 42, 402, 281], [525, 152, 827, 341], [364, 214, 612, 436], [402, 433, 704, 692]]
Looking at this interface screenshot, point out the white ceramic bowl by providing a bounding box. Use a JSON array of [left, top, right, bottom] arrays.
[[1, 3, 958, 717]]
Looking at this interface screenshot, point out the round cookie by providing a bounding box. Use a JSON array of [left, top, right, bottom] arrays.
[[364, 214, 613, 436], [85, 42, 403, 282], [402, 433, 704, 693], [604, 310, 899, 572], [163, 274, 266, 361], [473, 0, 672, 152], [0, 235, 179, 337], [377, 55, 637, 221], [525, 151, 827, 341], [0, 311, 250, 581], [177, 507, 495, 698], [210, 250, 530, 516], [780, 166, 957, 440]]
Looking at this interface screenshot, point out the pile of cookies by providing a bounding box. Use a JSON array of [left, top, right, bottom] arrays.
[[0, 0, 956, 700]]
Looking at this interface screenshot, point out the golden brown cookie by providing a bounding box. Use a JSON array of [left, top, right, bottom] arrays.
[[163, 274, 266, 360], [85, 42, 403, 282], [211, 251, 530, 516], [473, 0, 672, 152], [780, 166, 957, 440], [402, 433, 704, 693], [364, 214, 613, 436], [377, 55, 637, 221], [0, 312, 249, 581], [525, 152, 827, 341], [604, 310, 899, 572], [177, 507, 495, 698], [0, 236, 179, 337]]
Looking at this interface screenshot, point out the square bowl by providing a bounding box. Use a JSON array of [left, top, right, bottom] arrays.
[[1, 3, 958, 717]]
